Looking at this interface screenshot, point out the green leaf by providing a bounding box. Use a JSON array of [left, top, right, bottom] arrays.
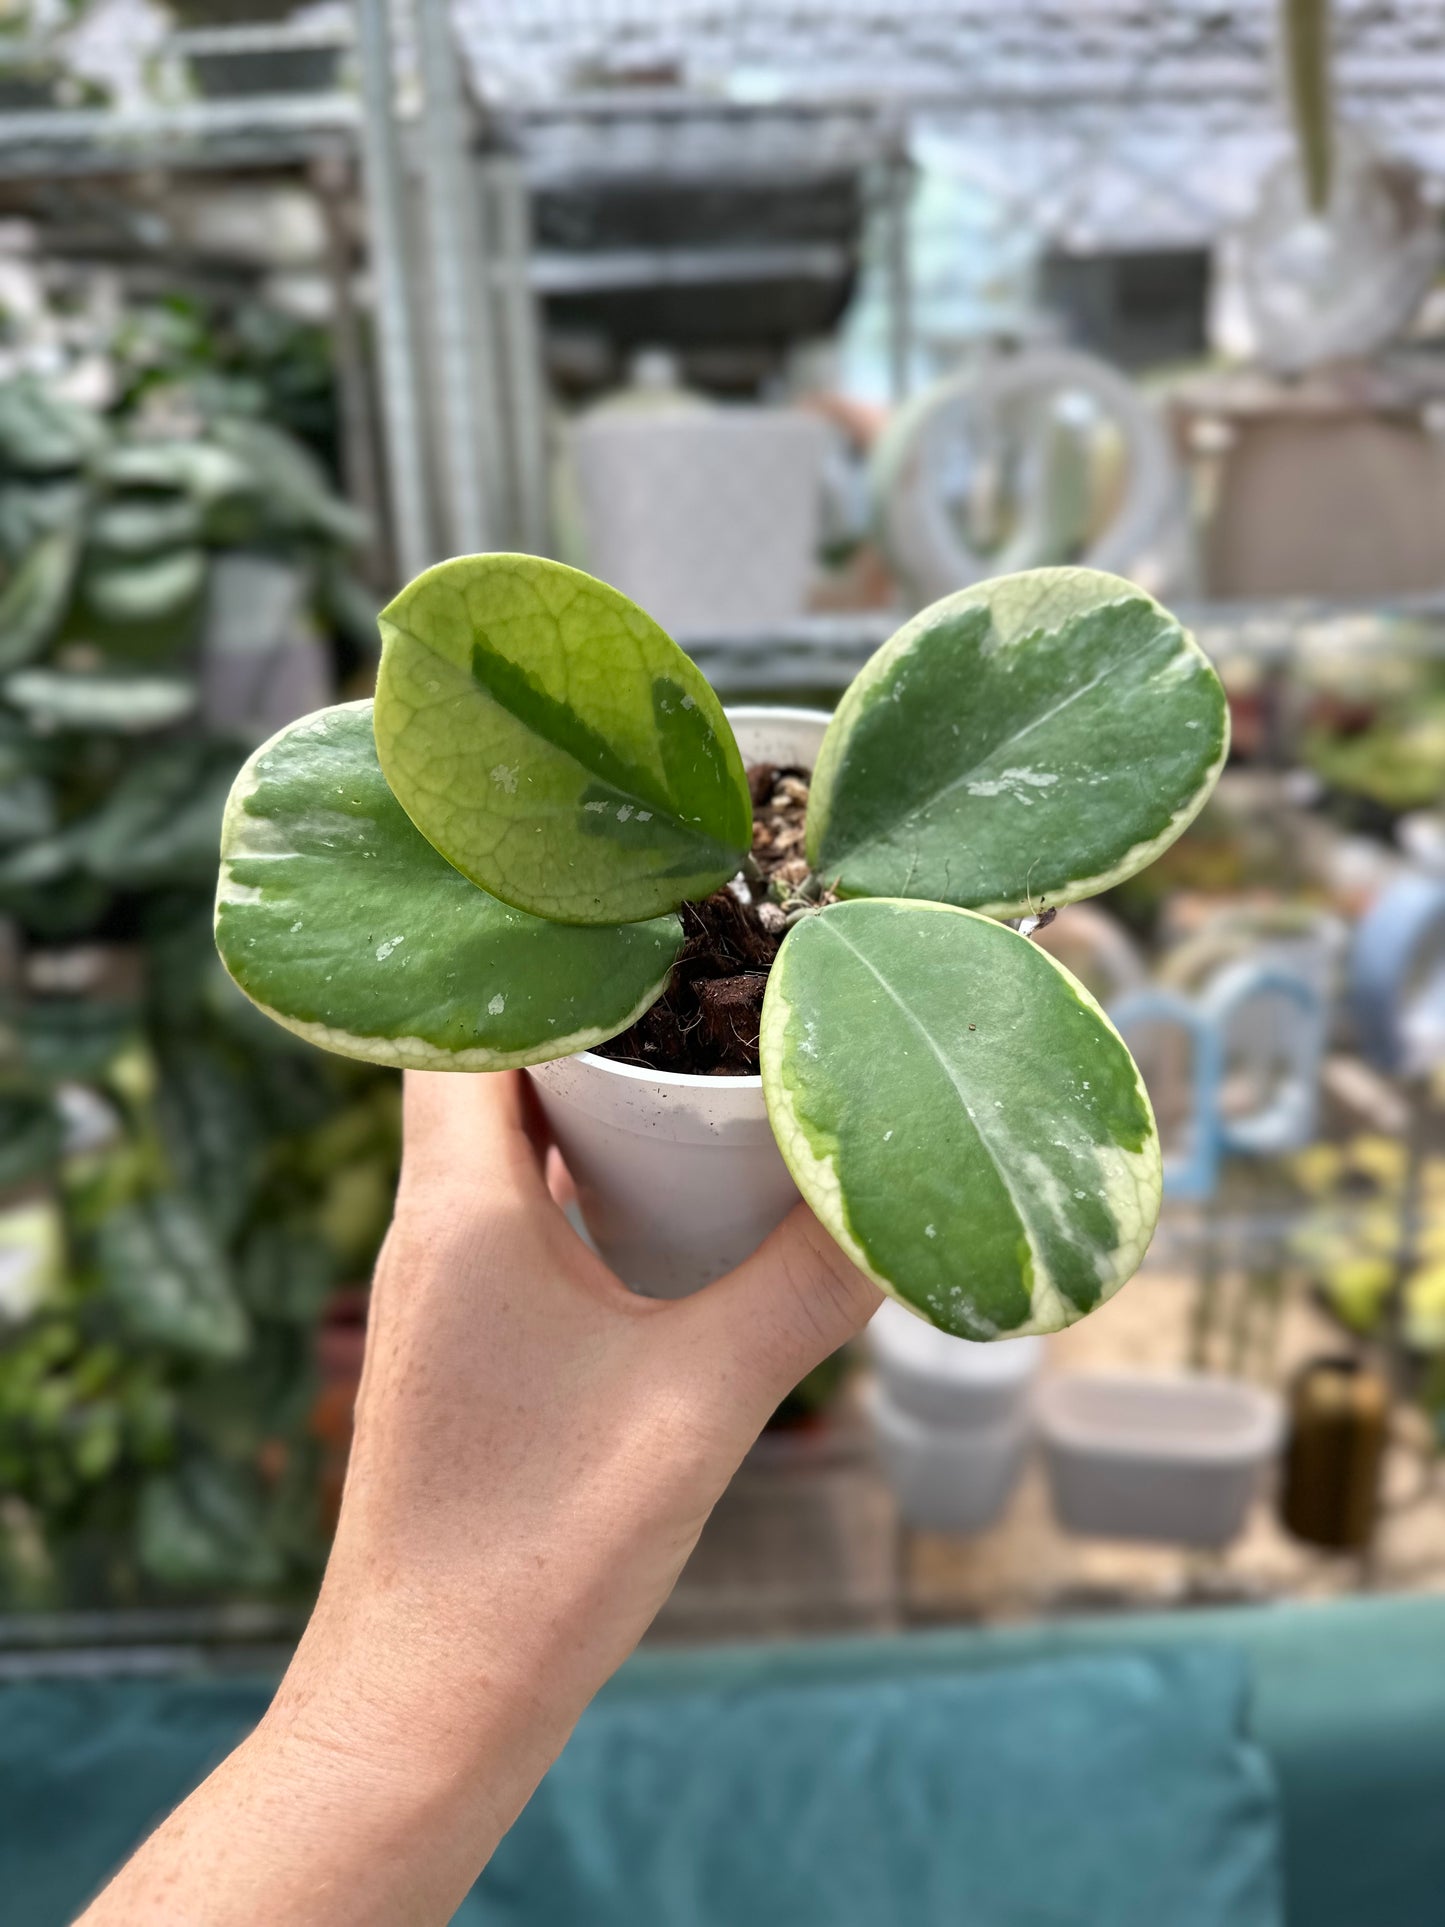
[[216, 699, 684, 1069], [0, 759, 54, 845], [0, 1086, 63, 1191], [95, 1195, 249, 1360], [96, 439, 251, 505], [90, 494, 203, 556], [236, 1220, 334, 1324], [373, 554, 751, 925], [2, 668, 196, 732], [0, 526, 80, 672], [807, 568, 1229, 917], [760, 898, 1161, 1340], [155, 1042, 265, 1244], [76, 741, 234, 887], [79, 547, 206, 627], [2, 995, 139, 1080], [0, 479, 87, 561], [210, 417, 366, 548], [137, 1456, 284, 1592], [0, 376, 105, 474]]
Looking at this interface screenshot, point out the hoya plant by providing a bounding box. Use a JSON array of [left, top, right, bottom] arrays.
[[216, 556, 1228, 1342]]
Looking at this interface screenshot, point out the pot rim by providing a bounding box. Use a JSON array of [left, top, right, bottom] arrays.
[[566, 702, 834, 1095]]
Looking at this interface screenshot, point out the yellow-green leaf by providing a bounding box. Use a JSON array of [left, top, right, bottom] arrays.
[[373, 553, 751, 925]]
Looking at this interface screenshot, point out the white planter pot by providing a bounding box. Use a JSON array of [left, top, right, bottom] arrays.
[[866, 1297, 1042, 1429], [865, 1380, 1029, 1535], [1036, 1372, 1283, 1550], [528, 707, 831, 1298], [569, 409, 828, 633]]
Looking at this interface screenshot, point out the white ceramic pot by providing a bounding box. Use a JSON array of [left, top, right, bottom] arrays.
[[528, 707, 831, 1298], [866, 1297, 1043, 1429], [865, 1380, 1029, 1536], [1036, 1372, 1283, 1550]]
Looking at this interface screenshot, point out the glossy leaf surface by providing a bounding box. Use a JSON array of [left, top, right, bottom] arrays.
[[374, 554, 751, 925], [216, 700, 682, 1069], [807, 569, 1228, 917], [761, 898, 1161, 1339]]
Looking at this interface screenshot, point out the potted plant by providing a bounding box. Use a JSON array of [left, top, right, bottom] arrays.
[[216, 554, 1228, 1339]]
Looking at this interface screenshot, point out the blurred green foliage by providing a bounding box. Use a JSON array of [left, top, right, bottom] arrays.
[[0, 332, 395, 1610]]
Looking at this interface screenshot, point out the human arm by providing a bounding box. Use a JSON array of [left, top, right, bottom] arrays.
[[79, 1067, 879, 1925]]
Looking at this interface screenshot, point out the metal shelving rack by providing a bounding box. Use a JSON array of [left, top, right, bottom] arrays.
[[0, 3, 548, 584]]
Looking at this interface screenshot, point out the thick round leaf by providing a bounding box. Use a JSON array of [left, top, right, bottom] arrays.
[[374, 553, 751, 924], [0, 376, 105, 474], [81, 547, 207, 626], [0, 526, 80, 672], [211, 416, 368, 547], [2, 669, 196, 733], [216, 699, 683, 1069], [761, 898, 1161, 1339], [807, 568, 1228, 917], [91, 495, 204, 556]]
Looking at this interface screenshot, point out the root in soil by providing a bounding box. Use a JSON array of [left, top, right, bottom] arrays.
[[593, 762, 813, 1075]]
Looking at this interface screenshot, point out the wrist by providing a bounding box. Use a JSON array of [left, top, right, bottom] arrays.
[[263, 1588, 577, 1848]]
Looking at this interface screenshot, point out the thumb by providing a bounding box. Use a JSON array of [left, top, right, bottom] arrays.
[[687, 1203, 883, 1421]]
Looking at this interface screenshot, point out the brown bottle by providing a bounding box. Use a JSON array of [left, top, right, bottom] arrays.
[[1280, 1356, 1389, 1552]]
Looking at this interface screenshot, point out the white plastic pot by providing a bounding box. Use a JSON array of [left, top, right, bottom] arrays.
[[569, 409, 828, 633], [528, 708, 831, 1298], [1036, 1372, 1283, 1550], [865, 1380, 1029, 1535], [866, 1297, 1042, 1429]]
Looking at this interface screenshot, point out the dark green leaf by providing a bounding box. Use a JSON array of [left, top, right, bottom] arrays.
[[0, 526, 81, 672], [808, 568, 1229, 916], [2, 668, 197, 732], [210, 417, 366, 547], [95, 1194, 249, 1359], [79, 547, 206, 627], [137, 1456, 284, 1591], [236, 1220, 334, 1324], [217, 700, 684, 1068], [0, 376, 105, 474], [90, 494, 204, 556], [761, 898, 1161, 1339], [0, 1086, 63, 1191], [155, 1042, 265, 1243], [76, 740, 234, 887]]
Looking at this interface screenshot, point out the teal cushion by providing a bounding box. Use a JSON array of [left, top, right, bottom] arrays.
[[0, 1676, 266, 1927], [632, 1594, 1445, 1927], [464, 1647, 1281, 1927]]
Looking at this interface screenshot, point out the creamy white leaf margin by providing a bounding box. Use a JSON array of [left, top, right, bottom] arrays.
[[807, 571, 1229, 918], [213, 706, 676, 1073], [760, 900, 1162, 1337]]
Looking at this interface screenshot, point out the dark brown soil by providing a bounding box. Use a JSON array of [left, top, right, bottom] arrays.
[[594, 764, 810, 1076]]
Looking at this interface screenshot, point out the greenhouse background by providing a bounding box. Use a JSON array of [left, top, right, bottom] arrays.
[[3, 4, 1445, 1923]]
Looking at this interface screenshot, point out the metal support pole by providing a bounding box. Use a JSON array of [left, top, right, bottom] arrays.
[[311, 152, 389, 587], [883, 131, 914, 407], [488, 154, 552, 556], [354, 0, 434, 583], [415, 0, 500, 556]]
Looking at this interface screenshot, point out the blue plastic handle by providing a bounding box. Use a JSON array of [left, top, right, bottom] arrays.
[[1109, 989, 1225, 1202], [1349, 873, 1445, 1075]]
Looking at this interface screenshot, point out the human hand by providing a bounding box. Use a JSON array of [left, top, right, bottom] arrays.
[[83, 1068, 879, 1925]]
